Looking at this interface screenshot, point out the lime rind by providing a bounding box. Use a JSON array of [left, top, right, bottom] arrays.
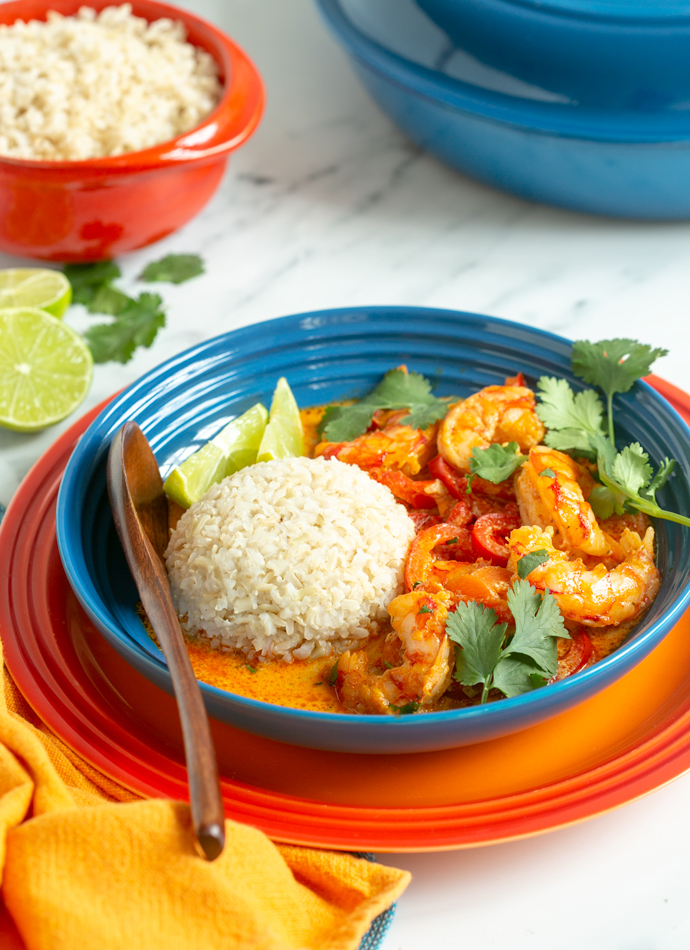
[[163, 403, 268, 508], [0, 269, 72, 318], [0, 307, 92, 431], [257, 377, 305, 463]]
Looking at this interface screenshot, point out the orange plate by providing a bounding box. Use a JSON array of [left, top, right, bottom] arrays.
[[2, 377, 690, 852]]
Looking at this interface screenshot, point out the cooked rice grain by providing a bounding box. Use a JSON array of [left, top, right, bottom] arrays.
[[165, 456, 416, 660], [0, 4, 222, 160]]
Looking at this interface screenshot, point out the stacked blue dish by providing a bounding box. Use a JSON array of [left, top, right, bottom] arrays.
[[315, 0, 690, 218]]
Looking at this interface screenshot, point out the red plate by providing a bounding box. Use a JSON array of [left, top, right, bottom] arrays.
[[2, 377, 690, 852]]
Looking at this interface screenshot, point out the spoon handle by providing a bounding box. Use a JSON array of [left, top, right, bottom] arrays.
[[108, 423, 225, 861]]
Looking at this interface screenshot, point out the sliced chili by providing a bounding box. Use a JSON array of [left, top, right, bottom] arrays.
[[428, 454, 468, 500], [470, 509, 521, 567]]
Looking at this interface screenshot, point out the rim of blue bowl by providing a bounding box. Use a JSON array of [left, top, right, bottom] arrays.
[[494, 0, 690, 22], [55, 305, 690, 737], [316, 0, 690, 142]]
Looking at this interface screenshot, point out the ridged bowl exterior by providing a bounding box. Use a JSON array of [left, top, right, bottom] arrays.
[[317, 0, 690, 219], [56, 307, 690, 753]]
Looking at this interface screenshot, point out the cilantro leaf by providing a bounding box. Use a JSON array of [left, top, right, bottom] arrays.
[[611, 443, 653, 497], [446, 602, 507, 690], [446, 581, 568, 703], [400, 402, 449, 430], [390, 700, 420, 715], [643, 458, 676, 504], [318, 404, 378, 442], [536, 377, 605, 436], [319, 368, 448, 441], [517, 550, 549, 579], [572, 339, 667, 396], [88, 283, 130, 316], [504, 580, 568, 677], [84, 293, 166, 364], [571, 339, 667, 443], [469, 442, 524, 484], [140, 253, 205, 285], [64, 260, 123, 307], [491, 656, 548, 698], [587, 484, 623, 520], [543, 428, 595, 455]]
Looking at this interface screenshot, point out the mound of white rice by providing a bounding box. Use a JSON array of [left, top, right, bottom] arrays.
[[165, 456, 416, 660]]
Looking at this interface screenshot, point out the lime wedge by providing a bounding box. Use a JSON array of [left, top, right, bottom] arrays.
[[0, 269, 72, 318], [163, 403, 268, 508], [257, 377, 305, 462], [0, 308, 93, 431]]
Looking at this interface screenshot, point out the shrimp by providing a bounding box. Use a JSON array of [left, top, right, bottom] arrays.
[[315, 416, 436, 477], [507, 524, 660, 627], [335, 590, 453, 714], [438, 383, 545, 473], [515, 446, 611, 556]]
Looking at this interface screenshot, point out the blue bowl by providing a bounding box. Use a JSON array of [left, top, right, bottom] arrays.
[[417, 0, 690, 111], [316, 0, 690, 219], [56, 307, 690, 753]]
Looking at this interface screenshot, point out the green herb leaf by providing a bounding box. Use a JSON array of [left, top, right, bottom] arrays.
[[140, 253, 205, 285], [571, 339, 667, 444], [540, 468, 556, 478], [491, 656, 548, 698], [643, 458, 676, 504], [572, 339, 668, 397], [418, 604, 433, 615], [390, 700, 420, 715], [504, 580, 568, 678], [611, 443, 653, 497], [318, 403, 378, 442], [543, 428, 596, 455], [412, 581, 422, 590], [517, 550, 549, 579], [446, 602, 507, 689], [588, 484, 623, 520], [84, 292, 166, 364], [243, 663, 258, 674], [64, 260, 121, 293], [87, 283, 130, 316], [469, 442, 524, 484], [319, 368, 448, 441], [328, 661, 339, 686], [536, 377, 605, 436]]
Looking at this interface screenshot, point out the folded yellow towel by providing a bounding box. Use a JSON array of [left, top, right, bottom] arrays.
[[0, 637, 410, 950]]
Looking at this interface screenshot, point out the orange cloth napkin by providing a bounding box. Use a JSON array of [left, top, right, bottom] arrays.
[[0, 637, 410, 950]]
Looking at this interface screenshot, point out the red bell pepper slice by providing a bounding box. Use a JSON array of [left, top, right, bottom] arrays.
[[470, 509, 521, 567]]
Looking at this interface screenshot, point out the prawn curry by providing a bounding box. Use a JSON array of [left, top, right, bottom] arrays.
[[166, 338, 673, 716]]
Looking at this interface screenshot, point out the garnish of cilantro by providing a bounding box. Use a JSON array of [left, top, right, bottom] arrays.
[[446, 580, 569, 703], [318, 368, 449, 442]]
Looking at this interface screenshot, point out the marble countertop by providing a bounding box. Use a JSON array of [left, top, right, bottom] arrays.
[[2, 0, 690, 946]]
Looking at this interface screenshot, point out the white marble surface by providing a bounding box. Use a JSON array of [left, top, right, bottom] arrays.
[[3, 0, 690, 946]]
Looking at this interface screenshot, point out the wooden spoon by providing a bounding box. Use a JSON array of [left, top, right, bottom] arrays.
[[107, 421, 225, 861]]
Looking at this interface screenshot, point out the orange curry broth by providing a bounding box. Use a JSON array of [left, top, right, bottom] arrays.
[[158, 404, 640, 714]]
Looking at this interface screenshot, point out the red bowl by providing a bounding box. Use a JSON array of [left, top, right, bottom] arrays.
[[0, 0, 264, 261]]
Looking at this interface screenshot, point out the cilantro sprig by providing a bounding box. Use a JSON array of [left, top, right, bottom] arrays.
[[572, 339, 667, 443], [140, 253, 204, 285], [318, 368, 449, 442], [536, 337, 686, 526], [469, 441, 524, 484], [446, 580, 568, 703]]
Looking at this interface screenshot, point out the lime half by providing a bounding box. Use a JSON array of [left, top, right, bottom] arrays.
[[163, 403, 268, 508], [257, 377, 305, 462], [0, 269, 72, 318], [0, 308, 93, 431]]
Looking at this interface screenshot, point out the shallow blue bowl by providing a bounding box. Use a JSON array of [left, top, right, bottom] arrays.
[[317, 0, 690, 219], [417, 0, 690, 111], [56, 307, 690, 753]]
